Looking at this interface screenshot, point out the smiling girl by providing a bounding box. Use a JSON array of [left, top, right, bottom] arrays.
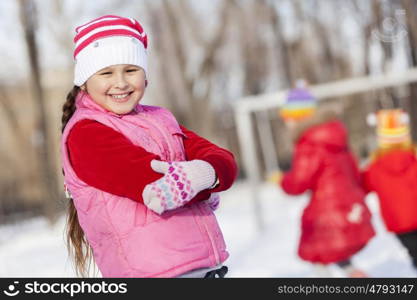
[[61, 15, 237, 278]]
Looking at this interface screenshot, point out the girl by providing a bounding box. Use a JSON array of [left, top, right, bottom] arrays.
[[61, 15, 237, 278], [362, 108, 417, 271], [277, 82, 375, 277]]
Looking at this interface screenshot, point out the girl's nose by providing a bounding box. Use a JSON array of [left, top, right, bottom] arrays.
[[114, 74, 128, 89]]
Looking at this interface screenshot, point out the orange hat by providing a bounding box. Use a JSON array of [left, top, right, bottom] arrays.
[[367, 109, 411, 149]]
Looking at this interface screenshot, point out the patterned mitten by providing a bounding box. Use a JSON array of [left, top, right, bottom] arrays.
[[205, 193, 220, 211], [142, 159, 216, 214]]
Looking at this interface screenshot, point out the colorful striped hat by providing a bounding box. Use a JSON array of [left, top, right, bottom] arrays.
[[73, 15, 148, 86], [280, 80, 316, 122], [367, 109, 411, 149]]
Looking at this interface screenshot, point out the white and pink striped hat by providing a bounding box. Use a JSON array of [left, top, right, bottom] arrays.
[[73, 15, 148, 86]]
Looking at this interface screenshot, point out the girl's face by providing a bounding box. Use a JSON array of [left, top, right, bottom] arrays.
[[83, 64, 146, 115]]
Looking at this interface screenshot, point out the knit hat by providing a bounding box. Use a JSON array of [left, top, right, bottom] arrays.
[[367, 109, 411, 149], [73, 15, 148, 86], [280, 80, 317, 122]]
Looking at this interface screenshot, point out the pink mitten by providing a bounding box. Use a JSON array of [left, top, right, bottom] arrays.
[[142, 159, 216, 214]]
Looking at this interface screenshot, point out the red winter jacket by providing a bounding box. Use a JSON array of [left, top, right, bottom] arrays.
[[67, 119, 238, 205], [281, 120, 375, 264], [362, 149, 417, 234]]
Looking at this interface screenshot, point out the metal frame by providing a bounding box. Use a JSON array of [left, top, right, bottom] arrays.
[[233, 68, 417, 231]]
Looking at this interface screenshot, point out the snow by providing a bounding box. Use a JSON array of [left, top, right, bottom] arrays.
[[0, 181, 416, 278]]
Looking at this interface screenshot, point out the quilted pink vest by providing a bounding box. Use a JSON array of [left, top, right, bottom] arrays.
[[61, 92, 228, 277]]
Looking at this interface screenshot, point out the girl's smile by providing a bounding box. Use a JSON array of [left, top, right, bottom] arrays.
[[108, 92, 134, 103]]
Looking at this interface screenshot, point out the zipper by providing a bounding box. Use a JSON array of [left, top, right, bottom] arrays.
[[136, 109, 219, 262], [139, 112, 175, 160], [197, 204, 220, 265]]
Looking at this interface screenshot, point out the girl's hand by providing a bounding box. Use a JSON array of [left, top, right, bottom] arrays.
[[142, 159, 216, 214], [266, 170, 283, 184]]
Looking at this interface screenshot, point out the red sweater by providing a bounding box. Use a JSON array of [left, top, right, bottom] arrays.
[[67, 119, 238, 204], [362, 149, 417, 233]]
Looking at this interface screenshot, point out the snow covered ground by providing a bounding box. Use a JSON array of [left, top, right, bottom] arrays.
[[0, 180, 416, 278]]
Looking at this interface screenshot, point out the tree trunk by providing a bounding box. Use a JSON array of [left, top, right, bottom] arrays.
[[18, 0, 61, 222], [401, 0, 417, 140]]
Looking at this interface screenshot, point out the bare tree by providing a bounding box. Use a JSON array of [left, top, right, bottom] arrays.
[[18, 0, 62, 222], [401, 0, 417, 140], [0, 88, 27, 151]]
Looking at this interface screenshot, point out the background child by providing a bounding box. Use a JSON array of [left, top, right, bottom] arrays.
[[362, 108, 417, 272], [61, 15, 238, 278], [277, 81, 375, 277]]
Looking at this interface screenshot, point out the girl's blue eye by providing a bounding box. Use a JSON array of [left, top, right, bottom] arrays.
[[127, 69, 138, 73], [100, 72, 112, 75]]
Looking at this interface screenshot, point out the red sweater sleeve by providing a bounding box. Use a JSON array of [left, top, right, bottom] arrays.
[[67, 119, 162, 202], [180, 125, 238, 192]]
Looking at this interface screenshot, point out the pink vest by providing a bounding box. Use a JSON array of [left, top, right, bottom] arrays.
[[61, 92, 228, 277]]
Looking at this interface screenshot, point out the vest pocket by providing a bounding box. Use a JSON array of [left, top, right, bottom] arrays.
[[119, 205, 209, 273]]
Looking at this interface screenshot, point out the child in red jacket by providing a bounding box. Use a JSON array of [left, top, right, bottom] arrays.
[[362, 108, 417, 271], [278, 82, 375, 277]]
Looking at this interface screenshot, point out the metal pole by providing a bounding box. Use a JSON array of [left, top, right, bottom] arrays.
[[254, 110, 280, 174], [234, 108, 265, 232]]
